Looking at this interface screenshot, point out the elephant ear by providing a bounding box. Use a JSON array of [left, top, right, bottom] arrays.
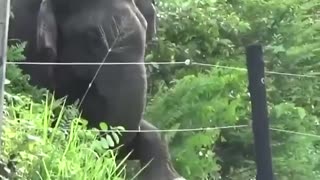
[[134, 0, 157, 42], [36, 0, 57, 58]]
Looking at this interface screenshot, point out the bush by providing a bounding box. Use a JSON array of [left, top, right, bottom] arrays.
[[2, 93, 126, 180], [146, 69, 249, 179], [144, 0, 320, 179]]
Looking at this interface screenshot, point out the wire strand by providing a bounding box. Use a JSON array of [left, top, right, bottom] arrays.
[[6, 61, 185, 65], [9, 123, 320, 139], [6, 60, 318, 78], [6, 116, 320, 139], [103, 124, 249, 133], [270, 127, 320, 139], [192, 62, 317, 78], [11, 123, 248, 133], [77, 23, 120, 108]]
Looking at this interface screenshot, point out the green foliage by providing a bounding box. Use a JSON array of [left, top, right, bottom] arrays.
[[6, 41, 26, 62], [146, 69, 249, 179], [5, 41, 47, 100], [145, 0, 320, 179], [146, 0, 253, 95], [269, 103, 320, 180], [2, 93, 126, 180]]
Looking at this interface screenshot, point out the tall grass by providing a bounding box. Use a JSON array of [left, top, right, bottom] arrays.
[[1, 91, 128, 180]]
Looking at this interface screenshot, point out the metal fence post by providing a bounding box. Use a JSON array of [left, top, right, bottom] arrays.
[[0, 0, 11, 148]]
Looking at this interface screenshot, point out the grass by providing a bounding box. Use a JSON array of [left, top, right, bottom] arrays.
[[1, 91, 129, 180]]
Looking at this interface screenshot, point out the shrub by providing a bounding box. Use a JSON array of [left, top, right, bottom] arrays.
[[146, 69, 249, 179]]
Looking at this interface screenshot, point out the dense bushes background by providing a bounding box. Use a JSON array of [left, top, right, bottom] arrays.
[[145, 0, 320, 179], [2, 0, 320, 179]]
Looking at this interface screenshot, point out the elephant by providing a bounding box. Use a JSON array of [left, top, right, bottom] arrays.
[[8, 0, 186, 179]]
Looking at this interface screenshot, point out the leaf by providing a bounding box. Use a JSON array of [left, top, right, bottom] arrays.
[[272, 45, 286, 53], [111, 131, 120, 145], [99, 122, 108, 130], [27, 135, 42, 142], [220, 135, 227, 143], [151, 62, 159, 69], [274, 104, 286, 118], [106, 134, 115, 148], [145, 53, 154, 62], [100, 138, 110, 149], [297, 108, 306, 120], [218, 38, 232, 46]]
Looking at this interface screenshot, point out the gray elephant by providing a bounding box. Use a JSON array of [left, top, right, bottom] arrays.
[[8, 0, 185, 179]]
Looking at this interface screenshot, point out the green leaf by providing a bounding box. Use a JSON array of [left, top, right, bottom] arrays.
[[145, 53, 154, 62], [220, 135, 227, 143], [27, 135, 42, 142], [99, 122, 108, 130], [106, 134, 115, 148], [297, 108, 306, 120], [100, 138, 110, 149], [111, 132, 120, 145]]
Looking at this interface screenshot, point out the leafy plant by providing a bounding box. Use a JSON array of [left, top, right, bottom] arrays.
[[2, 91, 126, 180], [145, 0, 320, 179], [146, 69, 249, 179]]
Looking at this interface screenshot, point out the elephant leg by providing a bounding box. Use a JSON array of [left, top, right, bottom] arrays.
[[126, 120, 186, 180]]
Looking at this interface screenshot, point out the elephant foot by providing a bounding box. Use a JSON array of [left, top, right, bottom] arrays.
[[132, 120, 186, 180]]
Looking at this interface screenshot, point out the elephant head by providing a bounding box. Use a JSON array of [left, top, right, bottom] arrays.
[[36, 0, 157, 62]]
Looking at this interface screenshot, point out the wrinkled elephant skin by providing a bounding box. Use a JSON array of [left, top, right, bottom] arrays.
[[8, 0, 185, 179]]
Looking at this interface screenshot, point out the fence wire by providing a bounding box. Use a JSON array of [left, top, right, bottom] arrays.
[[9, 124, 248, 133], [82, 124, 249, 133], [6, 59, 318, 78], [6, 122, 320, 140], [270, 127, 320, 139], [4, 58, 320, 138]]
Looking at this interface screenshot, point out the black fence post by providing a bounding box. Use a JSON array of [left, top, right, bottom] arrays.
[[245, 43, 274, 180]]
